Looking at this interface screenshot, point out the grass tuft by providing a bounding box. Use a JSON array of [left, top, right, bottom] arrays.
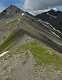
[[19, 40, 62, 70]]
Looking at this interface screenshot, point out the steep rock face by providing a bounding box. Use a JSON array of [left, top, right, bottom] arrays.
[[0, 5, 23, 19], [35, 9, 62, 32]]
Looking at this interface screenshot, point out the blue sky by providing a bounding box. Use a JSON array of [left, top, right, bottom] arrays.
[[0, 0, 25, 11], [0, 0, 62, 12]]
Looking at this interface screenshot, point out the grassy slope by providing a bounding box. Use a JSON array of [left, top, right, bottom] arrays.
[[18, 40, 62, 70], [0, 15, 62, 70]]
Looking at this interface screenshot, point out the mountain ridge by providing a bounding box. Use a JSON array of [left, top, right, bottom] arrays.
[[0, 5, 62, 53], [0, 5, 24, 19], [35, 9, 62, 32]]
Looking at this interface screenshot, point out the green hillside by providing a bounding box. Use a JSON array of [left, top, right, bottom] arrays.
[[0, 7, 62, 80], [0, 15, 62, 70]]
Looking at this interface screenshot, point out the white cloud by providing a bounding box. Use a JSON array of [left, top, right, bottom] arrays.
[[23, 0, 62, 10]]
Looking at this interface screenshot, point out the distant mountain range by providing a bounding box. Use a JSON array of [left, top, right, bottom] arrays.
[[35, 9, 62, 32], [0, 5, 62, 53], [0, 5, 62, 32]]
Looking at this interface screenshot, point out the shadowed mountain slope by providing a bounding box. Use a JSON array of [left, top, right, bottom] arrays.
[[0, 5, 62, 80], [35, 9, 62, 32], [0, 5, 62, 53]]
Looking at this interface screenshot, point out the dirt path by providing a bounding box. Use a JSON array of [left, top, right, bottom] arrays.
[[0, 50, 62, 80], [0, 50, 35, 80]]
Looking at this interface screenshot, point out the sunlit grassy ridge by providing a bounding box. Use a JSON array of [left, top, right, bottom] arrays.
[[0, 15, 62, 70], [18, 40, 62, 70]]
